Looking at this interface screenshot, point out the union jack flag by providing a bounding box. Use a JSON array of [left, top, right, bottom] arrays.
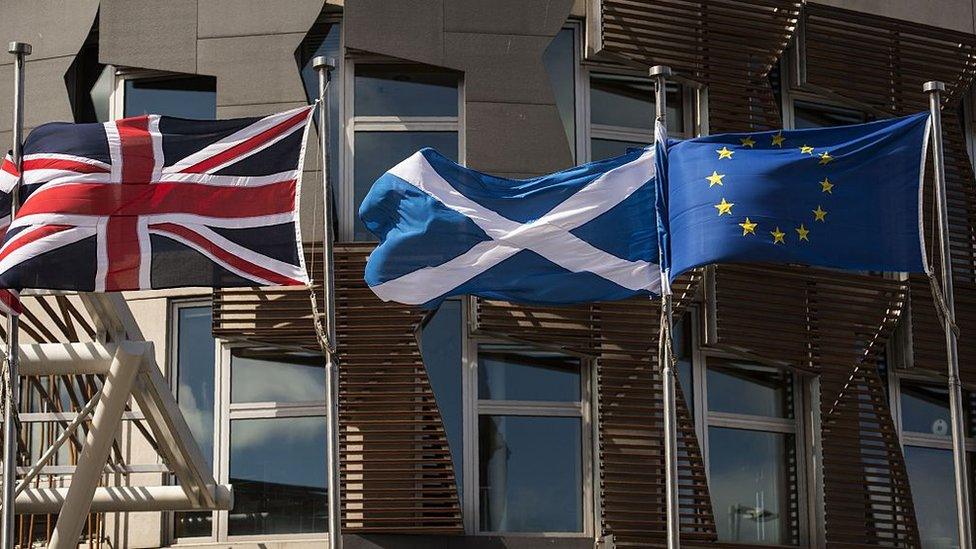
[[0, 106, 314, 293], [0, 164, 20, 315]]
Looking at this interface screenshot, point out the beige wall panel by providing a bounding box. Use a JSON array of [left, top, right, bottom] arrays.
[[198, 0, 324, 38], [99, 0, 198, 74]]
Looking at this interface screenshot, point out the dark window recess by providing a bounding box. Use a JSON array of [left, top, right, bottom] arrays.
[[793, 100, 874, 129], [124, 75, 216, 119], [65, 17, 104, 123]]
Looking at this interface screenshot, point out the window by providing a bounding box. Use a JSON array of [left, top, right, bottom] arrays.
[[344, 61, 462, 241], [110, 72, 216, 120], [169, 302, 329, 542], [298, 18, 342, 205], [472, 344, 588, 534], [585, 72, 686, 161], [543, 25, 582, 162], [679, 312, 807, 546]]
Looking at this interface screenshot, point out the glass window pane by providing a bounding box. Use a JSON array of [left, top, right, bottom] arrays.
[[231, 350, 325, 403], [479, 415, 582, 532], [124, 75, 216, 119], [300, 21, 342, 194], [590, 138, 648, 162], [904, 446, 958, 548], [590, 73, 683, 132], [173, 305, 215, 539], [478, 344, 580, 402], [793, 100, 871, 129], [707, 360, 793, 419], [353, 131, 458, 241], [900, 381, 954, 437], [675, 313, 694, 415], [420, 299, 464, 498], [229, 417, 327, 536], [355, 64, 458, 117], [708, 427, 796, 545], [543, 27, 577, 161]]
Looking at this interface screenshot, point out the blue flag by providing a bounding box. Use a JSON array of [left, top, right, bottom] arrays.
[[665, 112, 930, 279], [359, 133, 664, 307]]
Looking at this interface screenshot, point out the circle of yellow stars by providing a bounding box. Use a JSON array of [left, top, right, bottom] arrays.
[[710, 131, 835, 245]]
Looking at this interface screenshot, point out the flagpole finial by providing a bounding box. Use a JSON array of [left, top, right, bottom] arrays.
[[923, 80, 946, 93], [7, 42, 30, 56], [312, 56, 335, 72], [649, 65, 672, 78]]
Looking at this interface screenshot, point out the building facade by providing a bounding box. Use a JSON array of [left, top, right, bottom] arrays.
[[1, 1, 976, 548]]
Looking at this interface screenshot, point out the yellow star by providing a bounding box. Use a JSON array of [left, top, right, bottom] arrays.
[[739, 217, 757, 236], [771, 227, 786, 244], [800, 145, 815, 155], [771, 133, 786, 147], [740, 136, 756, 148], [819, 151, 833, 165], [796, 224, 810, 241], [714, 198, 734, 216], [820, 177, 834, 194], [813, 205, 827, 222], [706, 171, 725, 187], [716, 146, 734, 160]]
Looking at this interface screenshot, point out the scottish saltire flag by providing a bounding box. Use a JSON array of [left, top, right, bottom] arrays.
[[0, 106, 314, 292], [666, 112, 930, 279], [360, 124, 666, 307]]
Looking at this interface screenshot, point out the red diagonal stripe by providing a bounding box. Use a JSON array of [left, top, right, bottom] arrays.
[[0, 224, 74, 265], [22, 158, 109, 174], [1, 156, 18, 178], [0, 290, 21, 316], [16, 180, 296, 218], [149, 222, 304, 286], [181, 109, 309, 174]]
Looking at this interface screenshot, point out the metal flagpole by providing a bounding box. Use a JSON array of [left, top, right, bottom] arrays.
[[313, 55, 343, 549], [650, 64, 680, 549], [923, 79, 973, 548], [1, 41, 30, 549]]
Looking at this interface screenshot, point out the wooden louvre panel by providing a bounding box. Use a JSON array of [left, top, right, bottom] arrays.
[[214, 244, 463, 533], [801, 2, 976, 380], [473, 275, 718, 546]]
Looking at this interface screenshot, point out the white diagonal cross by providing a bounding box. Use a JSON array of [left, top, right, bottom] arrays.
[[369, 149, 662, 304]]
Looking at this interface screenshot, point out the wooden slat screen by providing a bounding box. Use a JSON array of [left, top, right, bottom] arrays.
[[474, 275, 718, 546], [802, 2, 976, 380], [214, 244, 464, 533]]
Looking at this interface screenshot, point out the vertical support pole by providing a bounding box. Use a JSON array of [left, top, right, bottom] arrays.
[[313, 55, 342, 549], [1, 41, 29, 549], [650, 64, 680, 549], [924, 80, 973, 549], [48, 343, 142, 549]]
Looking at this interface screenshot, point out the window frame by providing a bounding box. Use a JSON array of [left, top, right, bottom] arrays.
[[460, 301, 595, 537], [341, 55, 465, 241]]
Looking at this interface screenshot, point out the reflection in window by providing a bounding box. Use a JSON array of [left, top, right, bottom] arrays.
[[124, 75, 216, 119], [543, 27, 578, 161], [675, 314, 693, 414], [588, 73, 683, 161], [707, 360, 793, 419], [298, 20, 342, 197], [900, 381, 955, 437], [793, 100, 872, 129], [708, 428, 795, 545], [231, 351, 325, 403], [355, 64, 458, 117], [479, 416, 582, 532], [229, 417, 328, 536], [904, 446, 958, 548], [353, 130, 458, 240], [173, 305, 215, 539], [478, 345, 580, 402], [420, 300, 464, 498], [591, 138, 648, 162]]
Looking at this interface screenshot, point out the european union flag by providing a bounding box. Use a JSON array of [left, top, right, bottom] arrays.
[[665, 112, 930, 279]]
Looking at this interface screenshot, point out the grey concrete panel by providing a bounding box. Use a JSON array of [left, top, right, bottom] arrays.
[[198, 34, 309, 107], [99, 0, 197, 74], [345, 0, 446, 67], [446, 32, 557, 104], [444, 0, 574, 37], [0, 0, 98, 63], [198, 0, 324, 38], [814, 0, 976, 35], [0, 57, 76, 136], [465, 101, 574, 174]]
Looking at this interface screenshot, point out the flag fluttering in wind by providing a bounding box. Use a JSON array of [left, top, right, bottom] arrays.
[[665, 112, 930, 279], [0, 106, 314, 292], [359, 123, 667, 307]]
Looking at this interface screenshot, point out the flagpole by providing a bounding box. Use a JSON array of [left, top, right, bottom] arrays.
[[923, 79, 973, 548], [1, 41, 29, 549], [313, 55, 343, 549], [650, 64, 680, 549]]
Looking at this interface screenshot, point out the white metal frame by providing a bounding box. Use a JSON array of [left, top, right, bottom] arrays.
[[460, 301, 595, 538], [341, 54, 465, 241]]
